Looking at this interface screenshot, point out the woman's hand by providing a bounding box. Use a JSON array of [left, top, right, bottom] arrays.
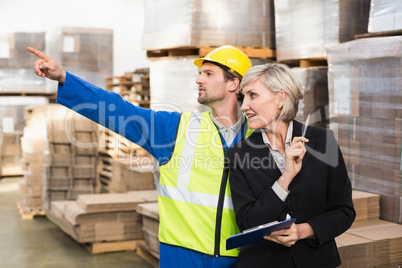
[[264, 222, 315, 247], [277, 136, 308, 190]]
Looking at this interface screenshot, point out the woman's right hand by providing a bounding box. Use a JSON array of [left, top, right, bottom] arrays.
[[278, 137, 308, 190], [27, 47, 66, 84]]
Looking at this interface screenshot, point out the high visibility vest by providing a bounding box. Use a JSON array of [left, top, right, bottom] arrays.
[[158, 111, 253, 257]]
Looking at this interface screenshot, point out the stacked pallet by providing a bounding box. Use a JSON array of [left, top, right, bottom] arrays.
[[274, 0, 370, 64], [18, 105, 48, 217], [327, 35, 402, 223], [106, 69, 150, 109], [46, 190, 158, 253], [46, 27, 113, 91], [42, 104, 99, 211], [143, 1, 276, 113], [142, 0, 275, 50], [0, 32, 46, 93], [98, 121, 156, 188], [336, 190, 402, 267]]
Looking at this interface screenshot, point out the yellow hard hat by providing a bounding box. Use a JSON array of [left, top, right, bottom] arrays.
[[194, 45, 252, 78]]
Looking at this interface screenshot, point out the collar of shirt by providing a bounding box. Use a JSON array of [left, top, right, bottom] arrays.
[[210, 112, 245, 145], [261, 121, 293, 153]]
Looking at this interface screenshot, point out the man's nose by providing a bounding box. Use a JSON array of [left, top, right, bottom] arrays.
[[196, 74, 204, 85]]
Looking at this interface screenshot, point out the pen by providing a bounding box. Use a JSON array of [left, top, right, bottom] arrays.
[[302, 114, 310, 142]]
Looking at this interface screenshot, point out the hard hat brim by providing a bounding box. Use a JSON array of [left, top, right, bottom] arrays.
[[194, 58, 204, 68]]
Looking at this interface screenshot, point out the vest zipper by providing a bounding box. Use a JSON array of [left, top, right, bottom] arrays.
[[214, 156, 229, 256]]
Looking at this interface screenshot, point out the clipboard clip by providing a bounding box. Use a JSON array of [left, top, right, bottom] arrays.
[[243, 221, 278, 234]]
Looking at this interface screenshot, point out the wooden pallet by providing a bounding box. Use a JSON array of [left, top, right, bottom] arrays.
[[147, 45, 276, 59], [136, 241, 159, 268], [84, 239, 141, 254], [0, 91, 57, 99], [105, 70, 150, 108], [279, 57, 328, 68], [17, 202, 46, 220], [355, 29, 402, 39]]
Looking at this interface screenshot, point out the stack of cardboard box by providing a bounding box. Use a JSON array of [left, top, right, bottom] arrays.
[[109, 157, 156, 193], [137, 202, 159, 255], [46, 190, 158, 245], [0, 131, 23, 177], [327, 36, 402, 223], [337, 190, 402, 267], [19, 105, 48, 212], [42, 104, 99, 210]]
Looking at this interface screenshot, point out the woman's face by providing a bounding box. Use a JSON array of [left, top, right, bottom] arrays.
[[241, 78, 282, 130]]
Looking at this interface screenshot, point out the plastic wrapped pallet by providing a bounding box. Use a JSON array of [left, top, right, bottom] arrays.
[[327, 36, 402, 223], [149, 56, 209, 113], [368, 0, 402, 33], [46, 27, 113, 92], [142, 0, 275, 50], [274, 0, 370, 62], [0, 32, 46, 93], [292, 67, 329, 128]]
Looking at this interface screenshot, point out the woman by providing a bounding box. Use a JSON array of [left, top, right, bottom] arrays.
[[226, 63, 355, 268]]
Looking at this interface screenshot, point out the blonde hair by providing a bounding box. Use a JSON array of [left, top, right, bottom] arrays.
[[240, 63, 303, 122]]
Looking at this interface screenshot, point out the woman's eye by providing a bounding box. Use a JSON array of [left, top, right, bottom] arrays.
[[250, 93, 256, 99]]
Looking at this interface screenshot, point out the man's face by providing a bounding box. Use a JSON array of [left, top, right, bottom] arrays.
[[196, 62, 228, 106]]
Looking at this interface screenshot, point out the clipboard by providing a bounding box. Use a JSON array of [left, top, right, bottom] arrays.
[[226, 218, 296, 250]]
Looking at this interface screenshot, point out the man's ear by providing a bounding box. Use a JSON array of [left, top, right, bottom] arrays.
[[228, 77, 240, 93]]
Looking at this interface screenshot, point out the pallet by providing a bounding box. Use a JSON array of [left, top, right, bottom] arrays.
[[147, 45, 276, 59], [279, 57, 328, 68], [0, 91, 57, 100], [84, 239, 141, 254], [136, 241, 159, 268], [355, 29, 402, 39], [17, 202, 46, 220]]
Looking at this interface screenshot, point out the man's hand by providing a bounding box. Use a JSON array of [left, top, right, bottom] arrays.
[[27, 47, 66, 84]]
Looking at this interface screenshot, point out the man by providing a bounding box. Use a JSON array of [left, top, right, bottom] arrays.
[[28, 45, 252, 267]]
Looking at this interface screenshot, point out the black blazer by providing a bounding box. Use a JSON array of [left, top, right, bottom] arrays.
[[226, 120, 355, 268]]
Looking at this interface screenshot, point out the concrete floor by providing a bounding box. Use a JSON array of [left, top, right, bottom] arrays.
[[0, 177, 154, 268]]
